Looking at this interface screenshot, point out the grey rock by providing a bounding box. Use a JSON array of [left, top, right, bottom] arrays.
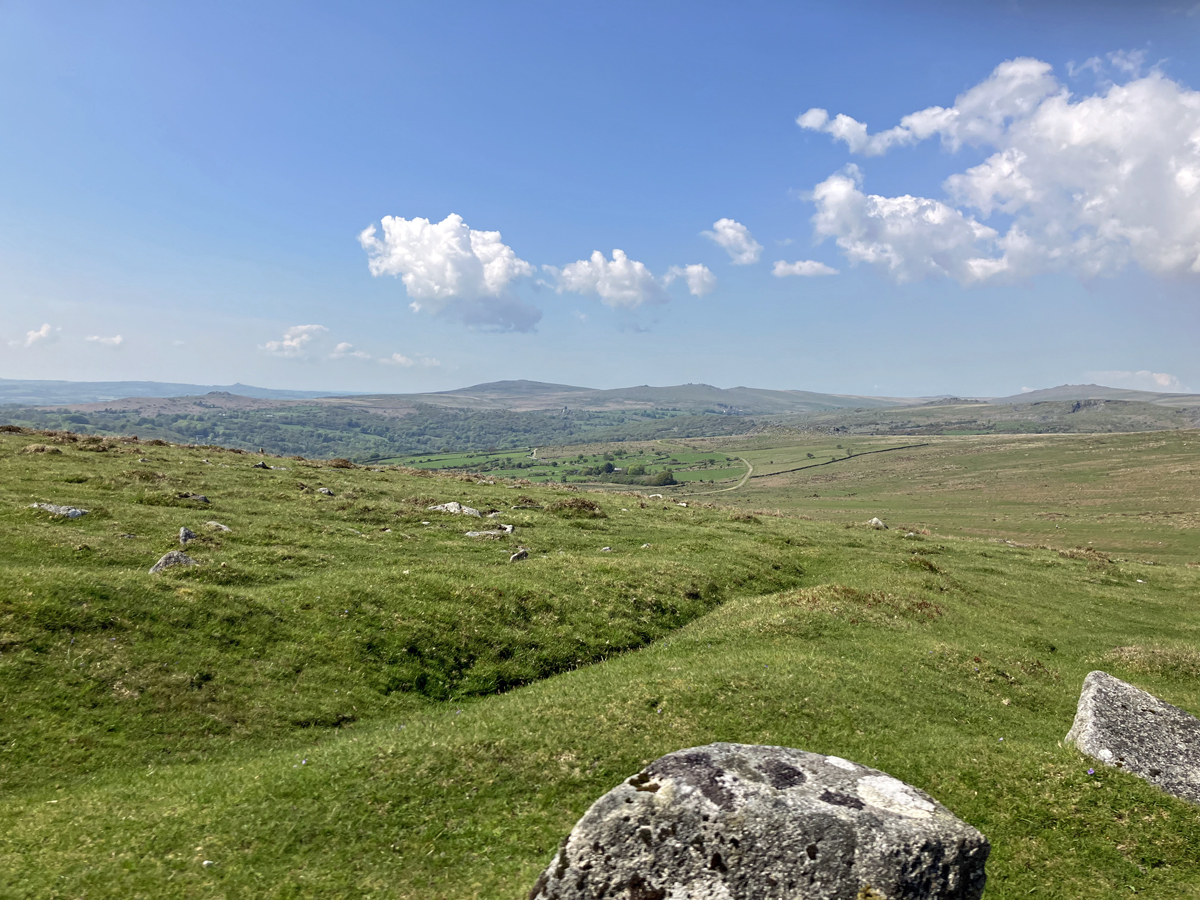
[[252, 461, 269, 469], [1066, 670, 1200, 804], [179, 526, 197, 545], [509, 547, 529, 563], [177, 492, 210, 503], [318, 487, 335, 496], [530, 743, 988, 900], [465, 530, 509, 539], [206, 521, 232, 532], [29, 503, 88, 518], [600, 546, 612, 552], [868, 517, 888, 529], [428, 501, 482, 517], [149, 550, 198, 574]]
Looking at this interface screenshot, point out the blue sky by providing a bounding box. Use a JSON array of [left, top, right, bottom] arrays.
[[2, 1, 1199, 396]]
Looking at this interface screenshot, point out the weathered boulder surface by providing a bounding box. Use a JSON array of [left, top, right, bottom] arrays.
[[179, 526, 197, 545], [530, 743, 988, 900], [1066, 670, 1200, 804], [149, 550, 198, 574]]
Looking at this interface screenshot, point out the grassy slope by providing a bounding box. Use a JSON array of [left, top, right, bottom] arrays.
[[682, 431, 1200, 567], [1, 430, 1199, 897]]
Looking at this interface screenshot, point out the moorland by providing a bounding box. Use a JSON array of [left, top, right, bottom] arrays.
[[1, 422, 1199, 898]]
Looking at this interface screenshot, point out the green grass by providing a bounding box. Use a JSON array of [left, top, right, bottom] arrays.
[[2, 428, 1200, 897]]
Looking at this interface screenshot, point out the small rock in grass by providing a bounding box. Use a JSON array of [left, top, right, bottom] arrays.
[[641, 543, 651, 549], [206, 521, 232, 532], [677, 502, 688, 507], [600, 546, 612, 552], [1066, 670, 1200, 805], [252, 461, 269, 469], [428, 501, 482, 517], [318, 487, 334, 496], [179, 526, 197, 545], [177, 492, 209, 503], [529, 743, 989, 900], [465, 530, 507, 539], [149, 550, 198, 574], [868, 517, 888, 529], [509, 547, 529, 563], [29, 502, 88, 518]]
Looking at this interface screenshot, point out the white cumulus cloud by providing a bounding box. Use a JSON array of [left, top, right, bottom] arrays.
[[330, 342, 370, 360], [261, 324, 328, 358], [1087, 370, 1189, 392], [665, 263, 717, 296], [13, 323, 58, 348], [702, 218, 763, 264], [546, 250, 669, 308], [360, 213, 540, 331], [799, 56, 1200, 284], [772, 259, 839, 277], [86, 334, 124, 346]]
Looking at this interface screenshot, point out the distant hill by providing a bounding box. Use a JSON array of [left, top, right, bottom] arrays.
[[330, 381, 915, 415], [0, 378, 359, 405], [989, 384, 1200, 407]]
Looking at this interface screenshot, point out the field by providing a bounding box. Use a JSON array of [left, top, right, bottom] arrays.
[[382, 445, 753, 485], [1, 427, 1199, 897]]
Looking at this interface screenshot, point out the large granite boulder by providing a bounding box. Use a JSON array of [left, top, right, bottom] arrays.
[[1066, 670, 1200, 804], [530, 743, 988, 900]]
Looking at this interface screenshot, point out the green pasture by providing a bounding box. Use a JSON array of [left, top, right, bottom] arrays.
[[1, 428, 1199, 897], [379, 445, 748, 486]]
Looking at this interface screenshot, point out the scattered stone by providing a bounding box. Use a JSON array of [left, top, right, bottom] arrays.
[[677, 502, 688, 507], [600, 546, 612, 552], [22, 444, 62, 455], [1066, 670, 1200, 805], [252, 461, 269, 469], [868, 517, 888, 529], [149, 550, 198, 574], [177, 492, 210, 503], [648, 493, 664, 499], [530, 743, 988, 900], [428, 501, 482, 517], [138, 457, 150, 462], [29, 503, 88, 518], [509, 547, 529, 563], [465, 530, 509, 539], [179, 526, 197, 545], [206, 521, 232, 532], [318, 487, 334, 496], [905, 532, 918, 538], [120, 533, 137, 539], [641, 543, 651, 549]]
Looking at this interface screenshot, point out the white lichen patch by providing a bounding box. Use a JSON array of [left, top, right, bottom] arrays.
[[857, 775, 935, 819]]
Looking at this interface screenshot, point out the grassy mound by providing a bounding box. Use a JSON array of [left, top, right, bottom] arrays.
[[1, 429, 1199, 897]]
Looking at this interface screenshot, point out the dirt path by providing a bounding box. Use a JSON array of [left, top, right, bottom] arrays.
[[677, 456, 754, 496]]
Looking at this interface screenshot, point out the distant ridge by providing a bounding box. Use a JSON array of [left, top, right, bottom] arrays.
[[0, 378, 360, 406], [989, 384, 1200, 407]]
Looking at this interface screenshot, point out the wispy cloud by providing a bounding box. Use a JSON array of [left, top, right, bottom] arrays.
[[772, 259, 839, 277], [12, 323, 58, 348], [330, 342, 370, 360], [1086, 370, 1190, 392], [379, 352, 440, 367], [86, 334, 124, 346], [261, 324, 328, 358]]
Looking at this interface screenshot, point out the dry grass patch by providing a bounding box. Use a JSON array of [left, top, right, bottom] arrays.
[[1105, 645, 1200, 678]]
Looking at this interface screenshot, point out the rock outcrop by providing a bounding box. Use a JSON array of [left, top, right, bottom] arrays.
[[149, 551, 198, 574], [29, 503, 87, 518], [428, 501, 482, 517], [179, 526, 197, 545], [530, 743, 988, 900], [1066, 670, 1200, 804]]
